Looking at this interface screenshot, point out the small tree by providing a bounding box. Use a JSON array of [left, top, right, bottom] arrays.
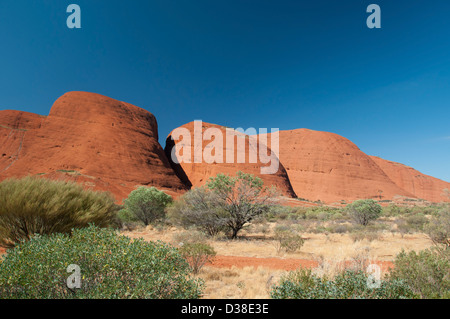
[[207, 171, 280, 239], [120, 187, 172, 226], [346, 199, 382, 226]]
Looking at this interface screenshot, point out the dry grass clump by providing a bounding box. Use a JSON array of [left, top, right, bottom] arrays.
[[197, 266, 285, 299]]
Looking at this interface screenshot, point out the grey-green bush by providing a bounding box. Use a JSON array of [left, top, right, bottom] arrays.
[[179, 242, 216, 275], [346, 199, 382, 226], [0, 225, 203, 299], [120, 186, 172, 226], [388, 247, 450, 299], [270, 268, 416, 299], [167, 187, 227, 237], [0, 177, 119, 247]]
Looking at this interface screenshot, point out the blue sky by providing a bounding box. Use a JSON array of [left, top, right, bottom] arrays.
[[0, 1, 449, 182]]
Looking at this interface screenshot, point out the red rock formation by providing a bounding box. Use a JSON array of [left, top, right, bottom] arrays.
[[165, 121, 296, 197], [0, 110, 44, 173], [370, 156, 450, 203], [2, 92, 449, 205], [0, 92, 187, 201], [262, 129, 416, 204]]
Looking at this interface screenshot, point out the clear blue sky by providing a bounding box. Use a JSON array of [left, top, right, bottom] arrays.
[[0, 1, 449, 182]]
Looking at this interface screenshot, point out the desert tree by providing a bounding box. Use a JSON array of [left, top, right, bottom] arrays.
[[206, 171, 280, 239]]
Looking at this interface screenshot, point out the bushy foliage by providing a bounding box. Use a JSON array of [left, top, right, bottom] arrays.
[[168, 187, 227, 236], [179, 242, 216, 275], [120, 187, 172, 226], [424, 209, 450, 247], [0, 177, 119, 247], [273, 225, 305, 254], [388, 247, 450, 299], [0, 225, 203, 299], [346, 199, 382, 226], [206, 171, 280, 239], [270, 268, 416, 299]]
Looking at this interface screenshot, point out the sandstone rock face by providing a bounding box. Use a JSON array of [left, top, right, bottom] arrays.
[[263, 129, 415, 203], [165, 121, 296, 197], [0, 92, 187, 201], [0, 110, 44, 173], [2, 92, 449, 205], [370, 156, 450, 203]]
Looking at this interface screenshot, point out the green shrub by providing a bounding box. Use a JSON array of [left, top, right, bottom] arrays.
[[120, 187, 172, 226], [0, 177, 119, 248], [346, 199, 382, 226], [270, 268, 416, 299], [179, 242, 216, 275], [388, 247, 450, 299], [0, 225, 203, 299]]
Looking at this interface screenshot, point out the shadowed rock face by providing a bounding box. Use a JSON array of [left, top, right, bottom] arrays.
[[0, 92, 187, 201], [165, 121, 297, 198], [370, 156, 450, 203]]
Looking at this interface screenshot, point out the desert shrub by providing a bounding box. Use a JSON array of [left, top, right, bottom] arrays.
[[270, 268, 416, 299], [168, 187, 227, 237], [0, 225, 203, 299], [268, 205, 298, 221], [305, 210, 320, 220], [388, 247, 450, 299], [327, 223, 352, 234], [349, 225, 382, 242], [273, 225, 305, 254], [424, 209, 450, 248], [317, 211, 331, 221], [206, 171, 280, 239], [346, 199, 382, 226], [395, 213, 429, 235], [382, 204, 410, 217], [350, 230, 381, 243], [330, 212, 345, 220], [120, 187, 172, 226], [179, 242, 216, 274], [172, 230, 209, 245], [0, 177, 119, 248], [293, 207, 308, 220], [366, 222, 389, 232], [310, 225, 329, 234]]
